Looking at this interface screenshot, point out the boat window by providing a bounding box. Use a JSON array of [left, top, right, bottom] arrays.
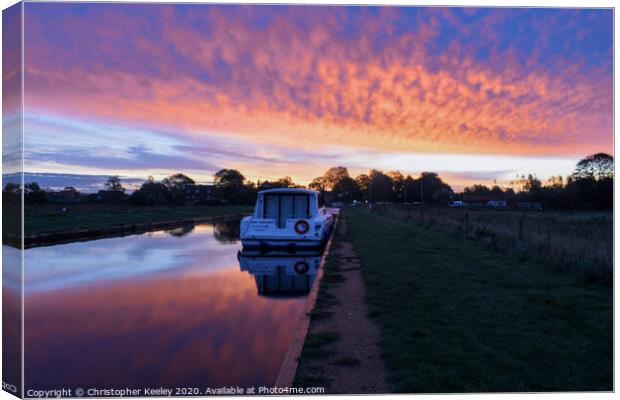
[[280, 195, 295, 227], [294, 195, 309, 218], [263, 193, 310, 228], [264, 194, 279, 221]]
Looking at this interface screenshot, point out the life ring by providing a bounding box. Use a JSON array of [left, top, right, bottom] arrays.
[[294, 220, 310, 234], [294, 261, 310, 274]]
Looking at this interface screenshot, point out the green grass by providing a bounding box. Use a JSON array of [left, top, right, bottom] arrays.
[[306, 247, 345, 321], [345, 207, 612, 393], [330, 356, 361, 367], [22, 204, 252, 236], [527, 210, 613, 222]]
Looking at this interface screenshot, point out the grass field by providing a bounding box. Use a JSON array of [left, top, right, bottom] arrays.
[[343, 207, 612, 392], [373, 204, 612, 284], [20, 204, 252, 236]]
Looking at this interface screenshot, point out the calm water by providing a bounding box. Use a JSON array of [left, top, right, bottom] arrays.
[[19, 220, 320, 392]]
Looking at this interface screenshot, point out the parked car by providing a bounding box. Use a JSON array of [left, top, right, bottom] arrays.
[[448, 201, 467, 208], [487, 200, 508, 209]]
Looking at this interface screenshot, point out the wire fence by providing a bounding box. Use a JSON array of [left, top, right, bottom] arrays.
[[370, 203, 613, 285]]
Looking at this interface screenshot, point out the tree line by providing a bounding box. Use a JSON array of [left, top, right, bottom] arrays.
[[3, 153, 613, 210]]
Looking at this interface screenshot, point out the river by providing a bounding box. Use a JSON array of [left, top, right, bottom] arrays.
[[11, 219, 320, 393]]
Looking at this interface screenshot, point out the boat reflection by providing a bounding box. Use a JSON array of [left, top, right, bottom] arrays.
[[239, 250, 322, 297]]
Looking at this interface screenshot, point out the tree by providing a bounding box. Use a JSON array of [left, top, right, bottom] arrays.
[[130, 177, 172, 206], [308, 176, 326, 192], [463, 184, 491, 195], [387, 171, 405, 202], [309, 166, 351, 193], [259, 176, 300, 189], [214, 169, 248, 204], [162, 173, 195, 203], [104, 176, 125, 192], [332, 177, 360, 203], [403, 175, 416, 203], [355, 174, 371, 202], [214, 169, 244, 190], [545, 176, 564, 189], [3, 182, 21, 206], [322, 166, 350, 191], [415, 172, 453, 204], [432, 187, 453, 205], [573, 153, 613, 181], [523, 174, 542, 192], [369, 169, 393, 202], [277, 176, 295, 188], [163, 173, 196, 191], [25, 182, 47, 205]]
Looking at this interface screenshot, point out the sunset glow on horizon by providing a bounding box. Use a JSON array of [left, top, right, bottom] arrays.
[[17, 4, 613, 190]]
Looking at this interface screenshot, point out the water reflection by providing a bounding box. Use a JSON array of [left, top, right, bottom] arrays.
[[23, 220, 310, 392], [164, 224, 195, 237], [213, 222, 240, 244], [239, 250, 321, 297]]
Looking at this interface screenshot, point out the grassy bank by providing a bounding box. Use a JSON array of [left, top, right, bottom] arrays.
[[373, 204, 612, 284], [22, 204, 252, 236], [344, 207, 612, 392]]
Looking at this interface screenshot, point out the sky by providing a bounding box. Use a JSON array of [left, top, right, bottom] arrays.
[[14, 4, 614, 191]]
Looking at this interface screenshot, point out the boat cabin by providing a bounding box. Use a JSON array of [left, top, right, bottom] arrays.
[[252, 189, 320, 228], [240, 188, 334, 249]]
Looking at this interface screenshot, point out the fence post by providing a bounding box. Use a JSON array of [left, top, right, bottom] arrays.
[[518, 214, 525, 240]]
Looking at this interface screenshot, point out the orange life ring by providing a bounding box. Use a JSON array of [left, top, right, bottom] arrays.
[[294, 220, 310, 234], [294, 261, 310, 274]]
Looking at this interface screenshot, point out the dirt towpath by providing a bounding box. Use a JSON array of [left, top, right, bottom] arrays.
[[294, 219, 391, 393]]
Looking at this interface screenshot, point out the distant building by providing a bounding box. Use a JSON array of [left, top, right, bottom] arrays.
[[46, 187, 80, 203]]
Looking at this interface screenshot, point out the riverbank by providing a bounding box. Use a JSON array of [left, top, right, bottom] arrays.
[[293, 219, 390, 393], [297, 207, 612, 393], [4, 204, 252, 247]]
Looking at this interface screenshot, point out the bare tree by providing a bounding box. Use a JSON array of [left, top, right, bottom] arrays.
[[573, 153, 614, 181]]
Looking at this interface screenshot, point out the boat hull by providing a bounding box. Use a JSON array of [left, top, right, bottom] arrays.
[[240, 237, 328, 249]]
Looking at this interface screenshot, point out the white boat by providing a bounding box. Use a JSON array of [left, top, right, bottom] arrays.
[[240, 188, 336, 249]]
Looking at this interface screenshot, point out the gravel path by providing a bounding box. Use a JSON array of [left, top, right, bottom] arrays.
[[295, 219, 391, 393]]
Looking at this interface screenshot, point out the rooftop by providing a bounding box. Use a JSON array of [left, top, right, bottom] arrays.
[[258, 188, 317, 195]]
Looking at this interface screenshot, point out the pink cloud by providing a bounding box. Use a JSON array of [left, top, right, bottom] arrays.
[[23, 5, 613, 160]]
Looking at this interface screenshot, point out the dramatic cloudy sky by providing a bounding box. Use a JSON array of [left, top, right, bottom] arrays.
[[18, 4, 613, 190]]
